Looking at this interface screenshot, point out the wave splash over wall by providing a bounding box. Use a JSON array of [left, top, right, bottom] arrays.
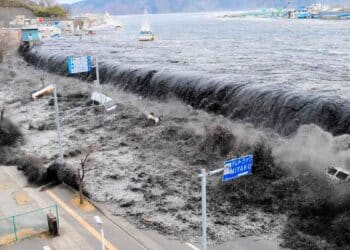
[[21, 46, 350, 136]]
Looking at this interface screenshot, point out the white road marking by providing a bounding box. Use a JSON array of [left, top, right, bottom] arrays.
[[186, 242, 200, 250]]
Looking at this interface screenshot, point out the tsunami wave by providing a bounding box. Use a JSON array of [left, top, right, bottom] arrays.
[[20, 45, 350, 136]]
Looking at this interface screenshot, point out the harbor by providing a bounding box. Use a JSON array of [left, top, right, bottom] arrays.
[[222, 2, 350, 20]]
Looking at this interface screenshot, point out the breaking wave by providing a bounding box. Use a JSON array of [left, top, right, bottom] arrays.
[[20, 45, 350, 136]]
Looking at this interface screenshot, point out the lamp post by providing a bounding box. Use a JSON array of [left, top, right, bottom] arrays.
[[52, 85, 64, 165], [32, 84, 64, 165], [94, 215, 105, 250]]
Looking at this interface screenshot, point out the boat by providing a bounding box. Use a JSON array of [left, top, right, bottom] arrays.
[[103, 12, 123, 30], [293, 6, 312, 19], [139, 10, 155, 41]]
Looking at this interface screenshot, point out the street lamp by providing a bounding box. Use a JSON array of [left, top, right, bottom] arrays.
[[94, 215, 105, 250], [32, 84, 64, 165]]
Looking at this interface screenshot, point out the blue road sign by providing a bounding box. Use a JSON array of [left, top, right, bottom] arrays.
[[222, 155, 253, 182], [67, 56, 92, 74]]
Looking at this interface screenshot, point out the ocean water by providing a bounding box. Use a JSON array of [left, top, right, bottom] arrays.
[[25, 12, 350, 135]]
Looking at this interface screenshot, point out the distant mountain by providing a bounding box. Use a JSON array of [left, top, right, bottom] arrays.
[[66, 0, 350, 15]]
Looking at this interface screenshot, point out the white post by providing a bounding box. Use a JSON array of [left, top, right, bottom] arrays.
[[100, 227, 106, 250], [201, 169, 207, 250], [95, 57, 100, 89], [94, 216, 105, 250], [53, 85, 64, 165]]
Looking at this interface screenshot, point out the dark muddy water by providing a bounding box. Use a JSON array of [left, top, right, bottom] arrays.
[[24, 12, 350, 136]]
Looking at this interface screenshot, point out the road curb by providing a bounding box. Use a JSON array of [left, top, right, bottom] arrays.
[[62, 183, 164, 250]]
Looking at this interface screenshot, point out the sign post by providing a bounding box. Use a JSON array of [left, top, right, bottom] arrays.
[[67, 55, 116, 111], [198, 155, 253, 250]]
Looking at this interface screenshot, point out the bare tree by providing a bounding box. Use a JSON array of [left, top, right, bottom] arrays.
[[77, 149, 95, 205], [0, 31, 9, 63]]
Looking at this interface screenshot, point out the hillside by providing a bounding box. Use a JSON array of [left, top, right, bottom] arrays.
[[0, 0, 68, 18], [0, 0, 32, 10], [66, 0, 350, 15]]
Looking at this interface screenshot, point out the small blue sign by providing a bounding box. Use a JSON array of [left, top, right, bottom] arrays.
[[222, 155, 253, 182], [67, 56, 92, 75]]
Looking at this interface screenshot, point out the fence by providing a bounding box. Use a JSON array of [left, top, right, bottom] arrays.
[[0, 204, 58, 246]]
